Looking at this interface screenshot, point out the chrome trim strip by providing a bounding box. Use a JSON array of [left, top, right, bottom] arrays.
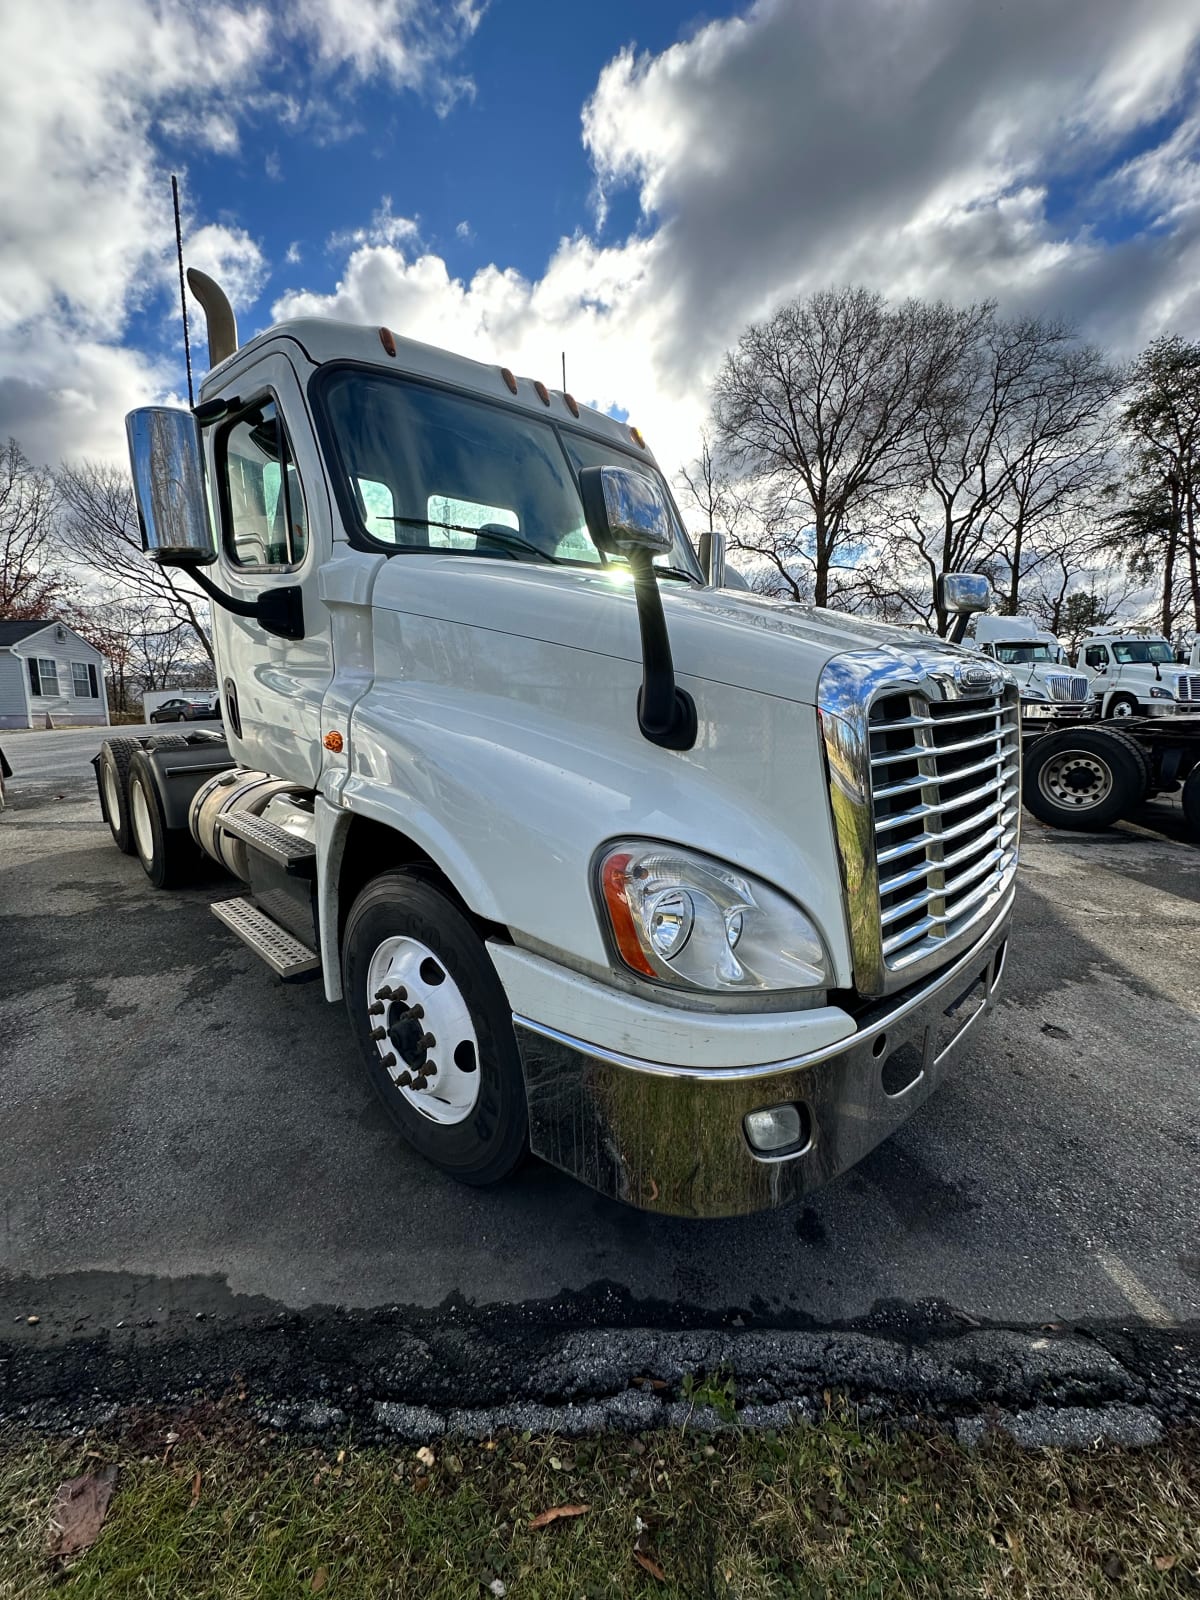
[[818, 649, 1020, 997]]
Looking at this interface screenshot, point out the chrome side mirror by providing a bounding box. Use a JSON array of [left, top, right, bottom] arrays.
[[937, 571, 992, 645], [937, 572, 992, 616], [579, 465, 673, 556], [698, 529, 727, 588], [125, 407, 216, 566]]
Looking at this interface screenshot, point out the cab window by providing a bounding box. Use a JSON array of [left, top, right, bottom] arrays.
[[1084, 646, 1108, 669], [220, 399, 309, 568]]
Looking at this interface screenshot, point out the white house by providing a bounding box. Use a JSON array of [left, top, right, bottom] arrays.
[[0, 619, 110, 729]]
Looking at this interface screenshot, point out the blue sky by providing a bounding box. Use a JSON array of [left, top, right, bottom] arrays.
[[3, 0, 1198, 474]]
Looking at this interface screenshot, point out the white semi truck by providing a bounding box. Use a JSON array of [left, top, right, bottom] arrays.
[[94, 270, 1019, 1218], [971, 615, 1089, 724], [1077, 631, 1200, 717]]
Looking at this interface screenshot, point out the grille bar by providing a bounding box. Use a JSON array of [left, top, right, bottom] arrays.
[[868, 685, 1020, 979]]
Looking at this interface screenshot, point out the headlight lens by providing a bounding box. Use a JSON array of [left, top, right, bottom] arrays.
[[598, 841, 828, 992], [1149, 686, 1174, 699]]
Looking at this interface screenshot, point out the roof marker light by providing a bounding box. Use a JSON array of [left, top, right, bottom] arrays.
[[500, 367, 518, 394], [563, 392, 580, 417], [630, 425, 647, 449], [378, 327, 396, 357], [534, 380, 551, 406]]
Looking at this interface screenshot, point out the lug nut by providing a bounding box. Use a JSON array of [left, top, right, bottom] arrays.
[[396, 1070, 413, 1087], [418, 1032, 436, 1051], [423, 1061, 437, 1077], [412, 1074, 429, 1091], [370, 1026, 387, 1041], [407, 1003, 425, 1021], [376, 984, 408, 1002], [380, 1052, 397, 1068], [368, 1002, 385, 1016]]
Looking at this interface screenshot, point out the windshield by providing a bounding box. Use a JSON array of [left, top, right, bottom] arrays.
[[317, 369, 702, 580], [1111, 640, 1174, 664], [992, 643, 1053, 664]]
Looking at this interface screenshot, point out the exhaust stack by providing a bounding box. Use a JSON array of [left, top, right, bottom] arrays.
[[186, 268, 238, 368]]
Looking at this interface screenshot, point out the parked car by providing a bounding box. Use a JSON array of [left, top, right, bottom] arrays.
[[149, 696, 220, 723]]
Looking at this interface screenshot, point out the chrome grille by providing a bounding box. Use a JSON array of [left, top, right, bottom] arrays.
[[867, 690, 1020, 978], [1175, 673, 1200, 703], [1044, 672, 1089, 702]]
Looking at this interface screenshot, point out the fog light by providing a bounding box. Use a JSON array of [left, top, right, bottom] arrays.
[[744, 1103, 805, 1153]]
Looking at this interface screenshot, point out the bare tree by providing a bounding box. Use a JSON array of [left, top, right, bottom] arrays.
[[881, 313, 1121, 631], [0, 439, 75, 619], [55, 462, 213, 661], [709, 287, 967, 608]]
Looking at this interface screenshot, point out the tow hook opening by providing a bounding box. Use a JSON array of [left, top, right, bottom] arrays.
[[881, 1041, 924, 1097]]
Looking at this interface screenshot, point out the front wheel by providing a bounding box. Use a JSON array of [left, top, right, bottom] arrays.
[[1023, 728, 1148, 830], [341, 870, 528, 1187], [1106, 693, 1139, 718]]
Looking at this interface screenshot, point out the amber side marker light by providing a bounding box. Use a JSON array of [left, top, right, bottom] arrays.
[[323, 730, 344, 753], [600, 852, 656, 978], [378, 327, 397, 357]]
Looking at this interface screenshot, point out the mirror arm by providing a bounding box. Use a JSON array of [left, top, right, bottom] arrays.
[[627, 549, 698, 751], [185, 565, 306, 642], [948, 612, 971, 646]]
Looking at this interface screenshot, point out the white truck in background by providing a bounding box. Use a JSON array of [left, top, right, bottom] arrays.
[[93, 268, 1019, 1219], [1076, 631, 1200, 717], [971, 615, 1089, 725]]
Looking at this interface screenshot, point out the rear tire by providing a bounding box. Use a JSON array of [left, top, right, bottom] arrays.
[[1182, 765, 1200, 838], [342, 870, 528, 1187], [97, 738, 141, 854], [128, 750, 202, 889], [1023, 728, 1148, 830]]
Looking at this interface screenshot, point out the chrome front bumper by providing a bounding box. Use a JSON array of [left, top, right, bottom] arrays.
[[516, 899, 1012, 1218]]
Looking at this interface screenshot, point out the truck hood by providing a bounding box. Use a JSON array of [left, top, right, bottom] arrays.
[[369, 557, 977, 705]]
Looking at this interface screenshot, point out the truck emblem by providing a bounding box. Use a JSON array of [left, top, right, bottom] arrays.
[[955, 662, 1003, 695]]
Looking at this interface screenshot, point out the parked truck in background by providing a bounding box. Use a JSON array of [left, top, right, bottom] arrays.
[[94, 269, 1018, 1218], [971, 615, 1089, 726], [1076, 631, 1200, 717]]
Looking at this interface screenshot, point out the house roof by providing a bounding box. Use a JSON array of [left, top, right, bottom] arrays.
[[0, 618, 53, 647]]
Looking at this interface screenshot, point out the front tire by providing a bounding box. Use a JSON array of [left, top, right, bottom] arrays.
[[128, 750, 202, 889], [1106, 693, 1139, 719], [1023, 728, 1148, 830], [342, 870, 528, 1187]]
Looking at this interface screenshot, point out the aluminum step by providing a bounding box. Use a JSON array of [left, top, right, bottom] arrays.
[[218, 811, 316, 871], [211, 896, 321, 980]]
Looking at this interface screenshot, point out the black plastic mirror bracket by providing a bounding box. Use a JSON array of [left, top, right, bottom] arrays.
[[186, 565, 306, 641], [949, 613, 971, 646], [627, 549, 698, 751]]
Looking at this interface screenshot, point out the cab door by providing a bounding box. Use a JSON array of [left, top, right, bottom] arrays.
[[206, 350, 334, 784], [1082, 643, 1110, 693]]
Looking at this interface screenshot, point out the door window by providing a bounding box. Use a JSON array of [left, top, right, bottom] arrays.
[[1084, 647, 1108, 670], [219, 399, 309, 568]]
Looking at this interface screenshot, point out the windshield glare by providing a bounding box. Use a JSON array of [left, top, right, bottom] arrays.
[[993, 643, 1052, 664], [1111, 640, 1174, 664], [319, 370, 702, 580]]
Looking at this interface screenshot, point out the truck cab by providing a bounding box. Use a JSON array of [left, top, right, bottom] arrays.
[[971, 615, 1089, 725], [105, 288, 1019, 1219], [1077, 633, 1200, 717]]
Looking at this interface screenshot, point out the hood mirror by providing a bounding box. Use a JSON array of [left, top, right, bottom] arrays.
[[581, 465, 674, 556], [937, 571, 992, 644]]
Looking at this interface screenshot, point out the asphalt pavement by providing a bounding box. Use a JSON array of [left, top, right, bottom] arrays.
[[1, 725, 1197, 1429]]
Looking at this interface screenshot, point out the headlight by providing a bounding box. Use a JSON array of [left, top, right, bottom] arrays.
[[597, 841, 828, 992], [1023, 689, 1047, 701], [1150, 686, 1174, 699]]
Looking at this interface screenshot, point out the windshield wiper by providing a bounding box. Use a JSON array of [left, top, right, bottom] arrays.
[[381, 515, 560, 563]]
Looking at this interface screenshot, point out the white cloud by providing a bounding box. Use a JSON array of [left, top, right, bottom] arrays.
[[285, 242, 304, 266], [456, 220, 473, 241], [327, 199, 422, 254], [0, 0, 482, 466]]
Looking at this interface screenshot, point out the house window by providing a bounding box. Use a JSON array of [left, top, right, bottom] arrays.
[[71, 662, 97, 698], [28, 657, 59, 696]]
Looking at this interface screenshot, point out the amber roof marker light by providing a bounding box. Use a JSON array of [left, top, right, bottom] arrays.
[[378, 327, 397, 357], [533, 380, 551, 406], [500, 367, 518, 394]]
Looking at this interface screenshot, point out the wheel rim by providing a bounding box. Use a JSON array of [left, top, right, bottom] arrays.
[[1038, 750, 1113, 810], [101, 761, 121, 826], [130, 777, 155, 863], [1110, 698, 1134, 717], [364, 936, 481, 1126]]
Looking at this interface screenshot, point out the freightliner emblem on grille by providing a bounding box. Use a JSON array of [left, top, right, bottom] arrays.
[[954, 661, 1004, 696]]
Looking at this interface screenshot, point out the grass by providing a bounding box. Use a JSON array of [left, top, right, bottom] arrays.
[[1, 1410, 1197, 1599]]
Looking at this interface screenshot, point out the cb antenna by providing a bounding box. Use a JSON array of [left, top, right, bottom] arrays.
[[171, 174, 194, 407]]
